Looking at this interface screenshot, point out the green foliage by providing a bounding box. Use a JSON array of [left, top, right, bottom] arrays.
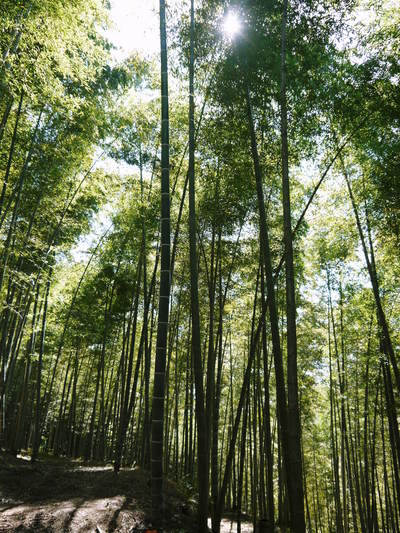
[[1, 1, 400, 531]]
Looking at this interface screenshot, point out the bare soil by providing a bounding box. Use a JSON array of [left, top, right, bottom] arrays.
[[207, 517, 253, 533], [0, 452, 197, 532]]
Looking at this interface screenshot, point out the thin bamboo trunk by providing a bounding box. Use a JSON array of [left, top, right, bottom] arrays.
[[150, 0, 172, 524], [32, 271, 51, 461]]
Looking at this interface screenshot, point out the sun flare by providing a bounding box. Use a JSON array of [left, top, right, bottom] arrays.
[[222, 11, 241, 40]]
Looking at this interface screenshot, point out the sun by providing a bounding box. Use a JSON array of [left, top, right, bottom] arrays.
[[222, 11, 241, 40]]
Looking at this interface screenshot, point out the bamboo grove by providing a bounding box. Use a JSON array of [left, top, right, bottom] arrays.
[[0, 0, 400, 532]]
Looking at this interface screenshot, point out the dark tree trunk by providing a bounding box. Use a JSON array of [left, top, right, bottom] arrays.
[[280, 2, 305, 530], [151, 0, 172, 525], [32, 270, 51, 461], [0, 90, 23, 221], [187, 1, 208, 530]]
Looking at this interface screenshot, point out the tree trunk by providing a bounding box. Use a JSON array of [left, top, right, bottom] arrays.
[[151, 0, 172, 525], [0, 90, 23, 220], [187, 1, 209, 530], [32, 270, 51, 461], [280, 2, 305, 530]]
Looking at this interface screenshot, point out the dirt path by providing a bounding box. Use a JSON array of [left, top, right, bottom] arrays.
[[0, 454, 255, 532], [0, 454, 196, 532], [208, 517, 253, 532]]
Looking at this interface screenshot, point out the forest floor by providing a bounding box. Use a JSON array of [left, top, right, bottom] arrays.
[[207, 516, 253, 533], [0, 453, 253, 532], [0, 452, 197, 532]]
